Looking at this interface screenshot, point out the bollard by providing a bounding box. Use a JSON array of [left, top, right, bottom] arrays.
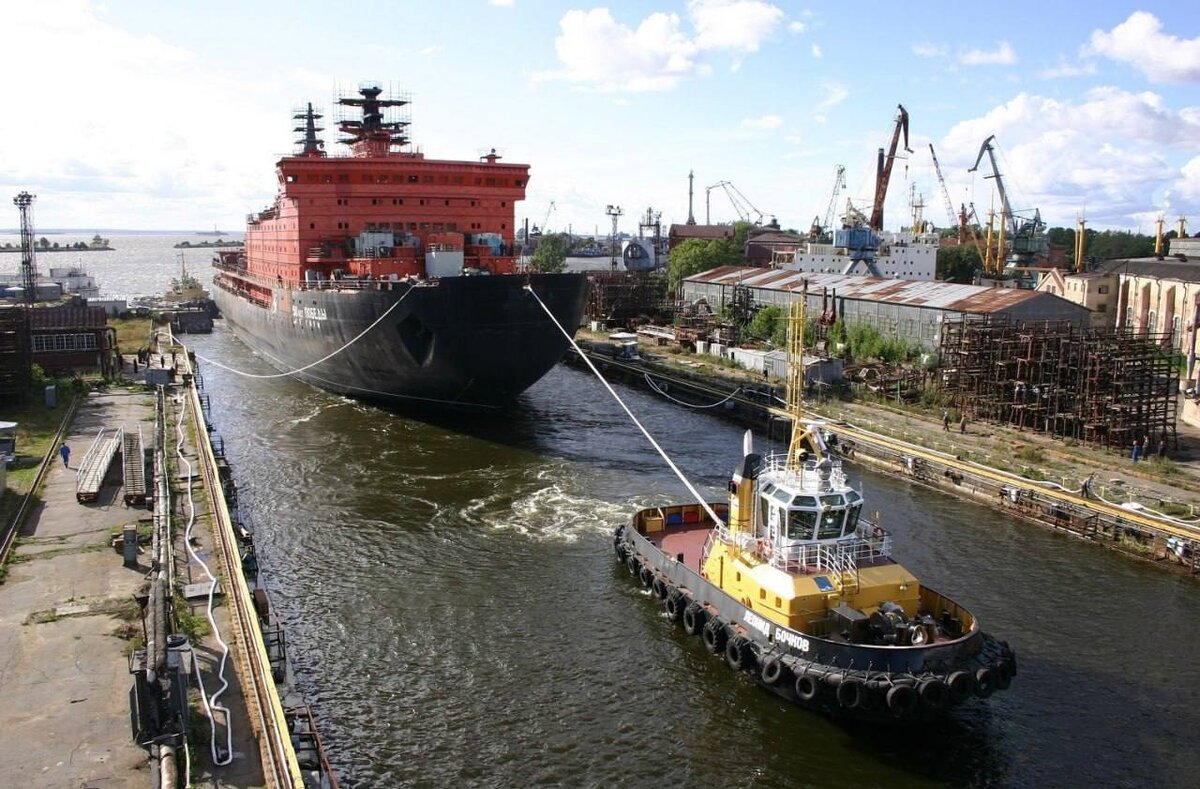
[[122, 525, 138, 567]]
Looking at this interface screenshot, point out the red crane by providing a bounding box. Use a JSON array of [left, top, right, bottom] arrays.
[[869, 104, 911, 231]]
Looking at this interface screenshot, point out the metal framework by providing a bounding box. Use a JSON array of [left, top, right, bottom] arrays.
[[14, 191, 37, 304], [939, 315, 1179, 450]]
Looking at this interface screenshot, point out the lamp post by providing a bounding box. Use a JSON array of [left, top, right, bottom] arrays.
[[606, 205, 623, 271]]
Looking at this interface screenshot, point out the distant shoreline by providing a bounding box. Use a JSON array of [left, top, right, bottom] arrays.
[[0, 246, 113, 253]]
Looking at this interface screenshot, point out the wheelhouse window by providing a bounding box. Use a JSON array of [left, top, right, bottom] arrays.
[[817, 494, 845, 540], [787, 508, 816, 541]]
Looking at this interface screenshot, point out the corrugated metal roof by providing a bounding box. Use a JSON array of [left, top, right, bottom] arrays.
[[685, 266, 1073, 313]]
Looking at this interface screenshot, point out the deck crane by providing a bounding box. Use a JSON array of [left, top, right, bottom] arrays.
[[928, 144, 959, 233], [810, 165, 846, 240], [869, 104, 911, 231], [706, 180, 766, 225]]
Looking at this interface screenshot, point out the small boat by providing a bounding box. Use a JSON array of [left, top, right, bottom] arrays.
[[613, 301, 1016, 723]]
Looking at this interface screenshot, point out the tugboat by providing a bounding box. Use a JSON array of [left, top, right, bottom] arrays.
[[613, 301, 1016, 723]]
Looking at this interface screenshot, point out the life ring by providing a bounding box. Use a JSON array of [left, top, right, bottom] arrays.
[[652, 576, 669, 599], [682, 604, 706, 635], [946, 670, 974, 704], [664, 592, 684, 622], [639, 565, 654, 588], [725, 638, 747, 671], [918, 678, 949, 711], [994, 661, 1013, 690], [794, 672, 820, 703], [886, 683, 918, 717], [836, 677, 865, 709], [760, 657, 787, 686], [974, 667, 996, 698], [702, 620, 728, 653]]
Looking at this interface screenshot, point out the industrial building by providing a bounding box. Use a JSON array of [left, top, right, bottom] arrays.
[[682, 266, 1091, 351]]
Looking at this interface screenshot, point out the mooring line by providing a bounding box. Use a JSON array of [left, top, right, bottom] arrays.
[[524, 285, 726, 527], [193, 283, 415, 379], [644, 373, 742, 409]]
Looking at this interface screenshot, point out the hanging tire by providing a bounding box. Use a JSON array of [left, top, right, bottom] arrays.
[[837, 677, 865, 709], [652, 577, 670, 600], [702, 620, 728, 653], [886, 683, 918, 718], [794, 672, 820, 703], [683, 604, 706, 636], [994, 661, 1013, 690], [725, 638, 747, 671], [946, 670, 974, 704], [918, 678, 949, 711], [664, 592, 685, 622], [761, 657, 787, 686], [639, 565, 654, 588], [974, 667, 996, 698], [626, 554, 639, 577]]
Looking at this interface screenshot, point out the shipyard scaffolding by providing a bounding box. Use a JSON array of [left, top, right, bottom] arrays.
[[0, 307, 32, 405], [584, 271, 670, 327], [939, 315, 1179, 451]]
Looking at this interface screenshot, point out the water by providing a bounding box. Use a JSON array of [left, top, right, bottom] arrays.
[[29, 237, 1200, 786]]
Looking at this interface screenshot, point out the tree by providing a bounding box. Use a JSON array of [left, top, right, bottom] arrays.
[[936, 245, 981, 283], [732, 221, 754, 251], [38, 237, 49, 249], [530, 232, 569, 274], [667, 238, 742, 290], [747, 305, 782, 342]]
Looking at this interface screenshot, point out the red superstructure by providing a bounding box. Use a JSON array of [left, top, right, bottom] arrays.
[[226, 84, 528, 305]]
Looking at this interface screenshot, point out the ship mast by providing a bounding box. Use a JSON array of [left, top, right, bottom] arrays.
[[785, 288, 819, 470], [337, 83, 411, 157]]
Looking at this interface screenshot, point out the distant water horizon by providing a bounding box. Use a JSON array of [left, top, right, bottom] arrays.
[[0, 228, 245, 236]]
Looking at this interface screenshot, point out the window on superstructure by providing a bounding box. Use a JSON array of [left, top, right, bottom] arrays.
[[475, 178, 482, 185], [448, 223, 456, 231], [444, 200, 450, 206], [322, 175, 332, 183], [470, 200, 477, 207], [338, 174, 349, 183], [408, 175, 418, 183], [408, 222, 417, 230], [420, 199, 426, 206], [486, 178, 496, 186], [433, 223, 445, 232], [378, 175, 389, 183], [501, 201, 507, 207], [515, 180, 524, 187], [286, 175, 297, 183], [422, 176, 433, 184], [420, 223, 430, 230], [438, 176, 447, 184], [363, 175, 372, 183]]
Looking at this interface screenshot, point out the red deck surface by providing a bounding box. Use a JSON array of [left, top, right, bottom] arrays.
[[649, 524, 712, 573]]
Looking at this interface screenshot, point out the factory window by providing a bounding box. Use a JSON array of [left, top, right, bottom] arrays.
[[1098, 285, 1110, 294]]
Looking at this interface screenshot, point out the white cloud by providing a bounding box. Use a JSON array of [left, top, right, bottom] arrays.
[[912, 42, 947, 58], [488, 0, 515, 6], [960, 41, 1016, 66], [939, 88, 1200, 227], [1173, 156, 1200, 203], [420, 45, 442, 56], [811, 43, 822, 58], [536, 1, 783, 92], [789, 21, 807, 33], [816, 83, 848, 112], [741, 114, 783, 131], [1036, 59, 1097, 79], [1087, 11, 1200, 83]]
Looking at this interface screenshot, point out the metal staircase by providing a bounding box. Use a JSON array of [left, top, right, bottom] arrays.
[[76, 427, 123, 503]]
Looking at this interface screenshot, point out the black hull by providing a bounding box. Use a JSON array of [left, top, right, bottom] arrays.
[[211, 273, 588, 408], [615, 523, 1017, 724]]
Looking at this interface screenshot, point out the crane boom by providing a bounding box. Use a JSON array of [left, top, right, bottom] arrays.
[[822, 165, 846, 232], [968, 135, 1016, 236], [869, 104, 911, 231], [928, 144, 957, 231], [706, 180, 765, 224]]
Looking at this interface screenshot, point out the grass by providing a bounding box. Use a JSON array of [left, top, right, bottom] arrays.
[[174, 597, 211, 642], [109, 316, 154, 353], [0, 393, 74, 535]]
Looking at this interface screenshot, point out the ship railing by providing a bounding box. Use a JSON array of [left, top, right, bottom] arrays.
[[762, 452, 848, 492], [766, 528, 891, 574]]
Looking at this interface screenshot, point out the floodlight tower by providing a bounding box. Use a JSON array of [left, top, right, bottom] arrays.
[[14, 191, 37, 305], [606, 204, 623, 270]]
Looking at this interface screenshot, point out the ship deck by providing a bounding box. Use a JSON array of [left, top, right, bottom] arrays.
[[647, 523, 711, 574]]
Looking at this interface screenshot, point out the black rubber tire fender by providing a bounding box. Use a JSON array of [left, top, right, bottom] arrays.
[[724, 637, 746, 671], [794, 671, 820, 703], [652, 576, 669, 599], [946, 670, 974, 704], [886, 683, 918, 717], [614, 541, 626, 562], [836, 677, 865, 709], [974, 667, 996, 698], [626, 553, 640, 577], [639, 565, 654, 588], [918, 678, 949, 711], [994, 660, 1013, 690], [702, 620, 728, 653], [664, 592, 685, 622], [761, 656, 787, 686], [682, 604, 706, 635]]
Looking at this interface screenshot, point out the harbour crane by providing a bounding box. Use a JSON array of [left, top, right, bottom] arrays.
[[706, 180, 766, 225], [969, 134, 1047, 271], [968, 136, 1016, 237], [928, 144, 958, 232], [869, 104, 911, 231], [810, 165, 846, 240], [539, 200, 556, 234]]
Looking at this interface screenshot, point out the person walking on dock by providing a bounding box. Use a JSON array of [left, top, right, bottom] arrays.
[[59, 442, 70, 468], [1132, 436, 1142, 463], [1081, 472, 1095, 499], [942, 410, 950, 431], [959, 414, 968, 434]]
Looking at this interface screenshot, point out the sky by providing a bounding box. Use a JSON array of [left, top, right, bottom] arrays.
[[1, 1, 1198, 238]]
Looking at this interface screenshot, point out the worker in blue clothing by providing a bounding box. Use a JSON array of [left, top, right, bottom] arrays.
[[59, 442, 70, 468]]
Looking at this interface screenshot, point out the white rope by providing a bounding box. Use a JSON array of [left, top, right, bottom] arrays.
[[525, 285, 726, 527], [644, 373, 741, 409], [195, 283, 416, 378], [174, 398, 234, 766]]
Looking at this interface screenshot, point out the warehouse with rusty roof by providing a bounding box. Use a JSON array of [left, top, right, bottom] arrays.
[[682, 266, 1092, 350]]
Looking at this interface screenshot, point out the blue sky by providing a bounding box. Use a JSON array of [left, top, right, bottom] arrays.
[[2, 1, 1198, 237]]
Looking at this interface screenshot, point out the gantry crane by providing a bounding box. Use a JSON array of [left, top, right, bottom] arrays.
[[869, 104, 911, 231]]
